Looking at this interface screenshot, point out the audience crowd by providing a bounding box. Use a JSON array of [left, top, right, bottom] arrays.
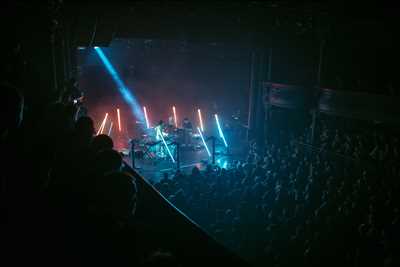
[[3, 5, 398, 266], [155, 118, 400, 267], [2, 82, 400, 267], [1, 85, 184, 266]]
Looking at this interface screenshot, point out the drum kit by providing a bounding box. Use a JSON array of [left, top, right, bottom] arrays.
[[137, 133, 170, 160], [131, 112, 245, 163], [133, 122, 202, 162]]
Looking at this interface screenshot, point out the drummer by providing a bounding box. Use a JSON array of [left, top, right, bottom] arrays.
[[154, 120, 166, 140], [182, 117, 192, 131]]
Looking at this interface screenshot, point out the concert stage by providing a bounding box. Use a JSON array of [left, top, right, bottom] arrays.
[[122, 144, 247, 183]]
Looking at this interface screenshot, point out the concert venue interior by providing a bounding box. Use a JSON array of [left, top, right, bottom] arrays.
[[2, 2, 399, 267], [78, 38, 250, 178]]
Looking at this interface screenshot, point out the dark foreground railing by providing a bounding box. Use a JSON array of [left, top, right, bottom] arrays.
[[122, 162, 251, 267]]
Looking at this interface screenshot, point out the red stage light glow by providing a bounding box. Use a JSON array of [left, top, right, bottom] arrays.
[[97, 113, 108, 135], [198, 109, 204, 132], [172, 106, 178, 128], [117, 108, 121, 132]]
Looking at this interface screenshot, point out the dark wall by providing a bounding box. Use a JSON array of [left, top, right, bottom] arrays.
[[322, 20, 397, 94], [1, 2, 66, 122]]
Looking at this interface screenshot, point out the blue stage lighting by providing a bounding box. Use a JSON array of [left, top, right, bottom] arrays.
[[156, 127, 175, 163], [94, 47, 144, 123], [197, 127, 211, 157], [215, 114, 228, 147], [216, 158, 228, 169]]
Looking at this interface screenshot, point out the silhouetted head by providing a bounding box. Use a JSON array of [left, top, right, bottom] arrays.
[[76, 116, 94, 133], [91, 171, 138, 222], [94, 149, 123, 174], [75, 116, 94, 146], [191, 166, 200, 176], [92, 134, 114, 153]]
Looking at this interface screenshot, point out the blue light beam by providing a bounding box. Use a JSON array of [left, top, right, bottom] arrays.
[[197, 127, 211, 157], [215, 114, 228, 147], [94, 47, 144, 123], [156, 127, 175, 163]]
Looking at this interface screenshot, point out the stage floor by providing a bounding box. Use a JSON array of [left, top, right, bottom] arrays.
[[123, 144, 247, 183]]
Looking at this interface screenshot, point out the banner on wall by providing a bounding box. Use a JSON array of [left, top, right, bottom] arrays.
[[318, 88, 400, 123], [264, 82, 316, 110], [264, 82, 400, 123]]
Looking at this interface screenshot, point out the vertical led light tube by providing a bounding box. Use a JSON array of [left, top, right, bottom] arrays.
[[108, 122, 113, 136], [215, 114, 228, 147], [117, 108, 121, 132], [97, 113, 109, 135], [172, 106, 178, 128], [198, 108, 204, 132], [156, 127, 175, 163], [197, 127, 211, 157]]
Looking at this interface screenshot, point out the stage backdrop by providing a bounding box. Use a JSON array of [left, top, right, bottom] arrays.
[[78, 38, 251, 148]]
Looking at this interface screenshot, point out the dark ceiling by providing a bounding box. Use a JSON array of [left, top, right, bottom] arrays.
[[65, 2, 396, 47]]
